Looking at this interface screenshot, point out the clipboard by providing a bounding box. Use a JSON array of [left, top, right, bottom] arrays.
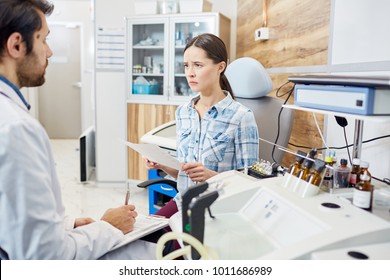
[[110, 214, 169, 251]]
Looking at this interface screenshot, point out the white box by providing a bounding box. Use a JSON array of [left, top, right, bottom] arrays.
[[134, 0, 158, 15], [179, 0, 212, 13]]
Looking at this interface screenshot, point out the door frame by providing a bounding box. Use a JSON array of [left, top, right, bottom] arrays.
[[38, 21, 85, 137]]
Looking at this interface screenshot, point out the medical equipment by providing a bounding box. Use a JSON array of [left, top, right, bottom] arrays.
[[162, 170, 390, 259]]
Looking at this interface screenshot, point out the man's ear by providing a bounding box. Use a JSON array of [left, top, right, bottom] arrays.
[[6, 32, 25, 58]]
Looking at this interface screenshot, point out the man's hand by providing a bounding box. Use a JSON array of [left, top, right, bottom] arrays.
[[74, 217, 95, 228], [101, 205, 138, 234]]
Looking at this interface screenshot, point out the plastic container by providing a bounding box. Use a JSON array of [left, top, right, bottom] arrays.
[[133, 84, 159, 94], [333, 159, 351, 189]]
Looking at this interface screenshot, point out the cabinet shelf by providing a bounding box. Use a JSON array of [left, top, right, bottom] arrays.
[[126, 13, 230, 103], [132, 73, 164, 77], [133, 45, 164, 49]]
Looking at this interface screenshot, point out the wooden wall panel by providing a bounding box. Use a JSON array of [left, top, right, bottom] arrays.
[[237, 0, 330, 167], [127, 103, 177, 180]]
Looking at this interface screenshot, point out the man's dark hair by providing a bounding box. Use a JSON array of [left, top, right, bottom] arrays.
[[0, 0, 54, 58]]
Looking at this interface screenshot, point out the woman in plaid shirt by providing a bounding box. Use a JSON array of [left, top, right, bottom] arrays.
[[144, 33, 259, 217]]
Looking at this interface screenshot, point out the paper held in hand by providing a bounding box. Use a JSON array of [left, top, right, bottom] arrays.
[[124, 141, 181, 170]]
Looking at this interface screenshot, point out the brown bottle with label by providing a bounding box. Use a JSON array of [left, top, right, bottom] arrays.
[[352, 171, 374, 211]]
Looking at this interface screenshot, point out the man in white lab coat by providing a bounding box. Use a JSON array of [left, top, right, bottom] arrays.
[[0, 0, 156, 259]]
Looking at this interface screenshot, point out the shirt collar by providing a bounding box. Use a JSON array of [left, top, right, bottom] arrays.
[[190, 91, 233, 114], [0, 74, 31, 110]]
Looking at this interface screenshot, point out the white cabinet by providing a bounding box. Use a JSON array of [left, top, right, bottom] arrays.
[[126, 12, 230, 104]]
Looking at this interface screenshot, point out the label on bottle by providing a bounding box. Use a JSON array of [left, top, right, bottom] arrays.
[[352, 189, 371, 209]]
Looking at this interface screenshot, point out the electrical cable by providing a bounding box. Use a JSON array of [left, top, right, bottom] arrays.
[[288, 134, 390, 151], [312, 112, 329, 150], [156, 231, 216, 260], [342, 126, 352, 164], [270, 82, 294, 163]]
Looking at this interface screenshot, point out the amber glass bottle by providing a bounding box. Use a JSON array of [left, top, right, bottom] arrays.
[[353, 171, 374, 211]]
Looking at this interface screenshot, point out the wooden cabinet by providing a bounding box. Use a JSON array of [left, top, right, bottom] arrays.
[[127, 103, 178, 180]]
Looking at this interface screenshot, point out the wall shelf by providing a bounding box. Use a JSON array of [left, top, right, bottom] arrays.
[[283, 104, 390, 160], [283, 104, 390, 123]]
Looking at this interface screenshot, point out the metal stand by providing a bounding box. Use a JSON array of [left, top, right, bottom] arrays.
[[352, 119, 364, 160]]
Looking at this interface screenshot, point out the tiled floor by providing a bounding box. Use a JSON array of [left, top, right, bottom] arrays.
[[51, 139, 150, 220]]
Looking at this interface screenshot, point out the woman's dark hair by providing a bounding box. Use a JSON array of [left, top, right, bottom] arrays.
[[184, 33, 235, 99], [0, 0, 54, 58]]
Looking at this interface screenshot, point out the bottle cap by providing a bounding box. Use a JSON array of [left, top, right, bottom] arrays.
[[296, 150, 306, 162], [314, 159, 326, 173], [352, 158, 360, 165], [340, 158, 348, 166], [360, 170, 370, 181], [360, 161, 369, 168]]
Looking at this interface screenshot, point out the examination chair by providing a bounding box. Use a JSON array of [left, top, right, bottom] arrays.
[[138, 57, 294, 212]]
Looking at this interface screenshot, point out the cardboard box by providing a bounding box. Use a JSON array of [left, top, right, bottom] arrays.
[[179, 0, 212, 13], [134, 0, 158, 15]]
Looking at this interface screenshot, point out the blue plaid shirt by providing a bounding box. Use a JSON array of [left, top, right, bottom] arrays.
[[175, 91, 259, 199]]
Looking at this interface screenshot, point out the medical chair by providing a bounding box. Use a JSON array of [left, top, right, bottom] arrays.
[[138, 57, 294, 213]]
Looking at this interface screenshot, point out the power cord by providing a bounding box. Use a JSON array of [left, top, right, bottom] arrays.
[[272, 81, 295, 163]]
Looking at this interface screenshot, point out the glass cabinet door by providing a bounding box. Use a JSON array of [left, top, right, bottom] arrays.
[[127, 19, 168, 99], [169, 16, 216, 99]]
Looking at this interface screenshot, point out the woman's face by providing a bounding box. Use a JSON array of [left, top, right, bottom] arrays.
[[183, 46, 225, 95]]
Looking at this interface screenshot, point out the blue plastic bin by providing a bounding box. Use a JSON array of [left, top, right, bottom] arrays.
[[133, 84, 159, 94]]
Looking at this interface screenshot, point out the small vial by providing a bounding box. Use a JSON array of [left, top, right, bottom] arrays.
[[348, 158, 361, 188], [288, 150, 306, 176], [306, 159, 327, 187], [359, 161, 371, 183], [296, 158, 314, 181]]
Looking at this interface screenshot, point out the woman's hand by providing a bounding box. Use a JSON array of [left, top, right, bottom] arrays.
[[142, 156, 160, 170], [181, 162, 218, 183]]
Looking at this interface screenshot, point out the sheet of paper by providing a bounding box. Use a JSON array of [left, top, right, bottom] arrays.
[[125, 141, 181, 170]]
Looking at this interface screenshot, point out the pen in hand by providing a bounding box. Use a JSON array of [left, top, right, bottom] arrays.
[[124, 186, 130, 205]]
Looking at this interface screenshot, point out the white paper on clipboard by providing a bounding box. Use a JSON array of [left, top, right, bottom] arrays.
[[125, 141, 181, 170]]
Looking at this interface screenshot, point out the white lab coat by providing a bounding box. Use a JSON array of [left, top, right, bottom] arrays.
[[0, 79, 156, 259]]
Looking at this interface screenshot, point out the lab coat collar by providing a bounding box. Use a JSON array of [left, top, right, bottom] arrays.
[[0, 75, 31, 111]]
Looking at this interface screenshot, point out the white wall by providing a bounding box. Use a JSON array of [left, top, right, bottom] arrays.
[[325, 0, 390, 180], [49, 0, 95, 132]]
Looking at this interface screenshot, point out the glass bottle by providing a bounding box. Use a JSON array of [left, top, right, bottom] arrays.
[[333, 158, 351, 189], [306, 159, 327, 187], [322, 155, 334, 191], [348, 158, 361, 188], [359, 161, 372, 183], [352, 171, 374, 211], [296, 158, 314, 181], [288, 150, 306, 176]]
